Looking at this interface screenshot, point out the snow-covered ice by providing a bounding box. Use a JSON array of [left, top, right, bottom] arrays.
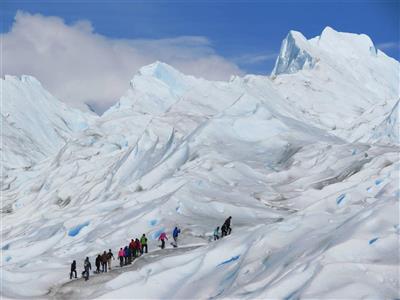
[[1, 27, 399, 299]]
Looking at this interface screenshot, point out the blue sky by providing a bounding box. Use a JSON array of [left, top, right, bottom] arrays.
[[2, 0, 399, 74]]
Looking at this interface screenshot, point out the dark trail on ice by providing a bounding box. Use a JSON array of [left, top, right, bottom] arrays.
[[48, 245, 202, 300]]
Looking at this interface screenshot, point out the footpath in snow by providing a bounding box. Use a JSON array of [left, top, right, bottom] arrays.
[[49, 245, 203, 299]]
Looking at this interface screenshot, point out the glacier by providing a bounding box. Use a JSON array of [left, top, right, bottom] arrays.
[[1, 27, 399, 299]]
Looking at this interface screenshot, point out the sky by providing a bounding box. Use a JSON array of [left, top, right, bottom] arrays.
[[1, 0, 399, 113]]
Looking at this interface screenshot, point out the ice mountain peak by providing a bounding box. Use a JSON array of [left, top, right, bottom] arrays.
[[138, 61, 181, 77], [136, 61, 190, 86], [105, 61, 193, 116], [131, 61, 191, 95], [271, 26, 380, 76], [271, 30, 316, 76]]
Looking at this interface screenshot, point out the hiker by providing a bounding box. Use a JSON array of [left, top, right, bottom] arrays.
[[95, 254, 101, 273], [135, 238, 142, 256], [70, 260, 77, 279], [128, 246, 133, 263], [118, 248, 124, 267], [123, 246, 128, 265], [140, 234, 148, 254], [159, 232, 168, 249], [213, 226, 220, 241], [101, 251, 108, 272], [172, 226, 181, 247], [221, 224, 227, 237], [221, 216, 232, 237], [83, 257, 91, 281], [107, 249, 115, 270], [129, 239, 136, 258], [124, 246, 131, 265]]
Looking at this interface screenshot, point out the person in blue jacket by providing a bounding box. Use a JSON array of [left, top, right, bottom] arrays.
[[123, 246, 129, 265], [172, 226, 181, 247]]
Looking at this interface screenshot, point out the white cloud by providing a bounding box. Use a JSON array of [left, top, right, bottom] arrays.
[[234, 52, 278, 65], [2, 11, 243, 113], [376, 41, 399, 51]]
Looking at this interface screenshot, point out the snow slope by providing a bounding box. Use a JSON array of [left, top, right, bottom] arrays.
[[1, 75, 94, 171], [367, 100, 399, 144], [1, 27, 399, 299]]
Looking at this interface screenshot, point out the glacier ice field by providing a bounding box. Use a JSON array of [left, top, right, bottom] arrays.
[[1, 27, 399, 299]]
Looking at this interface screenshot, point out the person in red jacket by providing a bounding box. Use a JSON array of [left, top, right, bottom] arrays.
[[129, 239, 135, 262], [118, 248, 124, 267], [158, 232, 168, 249], [135, 238, 142, 257]]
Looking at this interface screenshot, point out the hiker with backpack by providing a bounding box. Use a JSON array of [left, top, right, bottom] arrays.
[[107, 249, 115, 270], [82, 257, 91, 281], [140, 234, 148, 254], [95, 254, 101, 273], [70, 260, 77, 279], [101, 251, 108, 272], [172, 226, 181, 247], [124, 246, 131, 264]]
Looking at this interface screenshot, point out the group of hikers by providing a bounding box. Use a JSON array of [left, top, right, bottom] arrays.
[[70, 217, 232, 281], [213, 216, 232, 240], [117, 234, 148, 267]]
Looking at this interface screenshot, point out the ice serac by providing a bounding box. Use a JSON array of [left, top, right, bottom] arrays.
[[271, 30, 316, 76], [105, 61, 192, 116], [316, 26, 378, 57], [137, 61, 189, 93], [1, 75, 94, 170]]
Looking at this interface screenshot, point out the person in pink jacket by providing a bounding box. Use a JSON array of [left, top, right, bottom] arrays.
[[158, 232, 168, 249], [118, 248, 124, 267]]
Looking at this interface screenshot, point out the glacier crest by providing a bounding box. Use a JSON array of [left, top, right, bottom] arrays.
[[272, 31, 316, 76]]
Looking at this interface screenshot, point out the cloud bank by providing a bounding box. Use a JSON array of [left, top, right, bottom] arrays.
[[2, 12, 243, 113]]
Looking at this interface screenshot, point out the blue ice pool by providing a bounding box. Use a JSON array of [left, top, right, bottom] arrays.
[[68, 222, 90, 237]]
